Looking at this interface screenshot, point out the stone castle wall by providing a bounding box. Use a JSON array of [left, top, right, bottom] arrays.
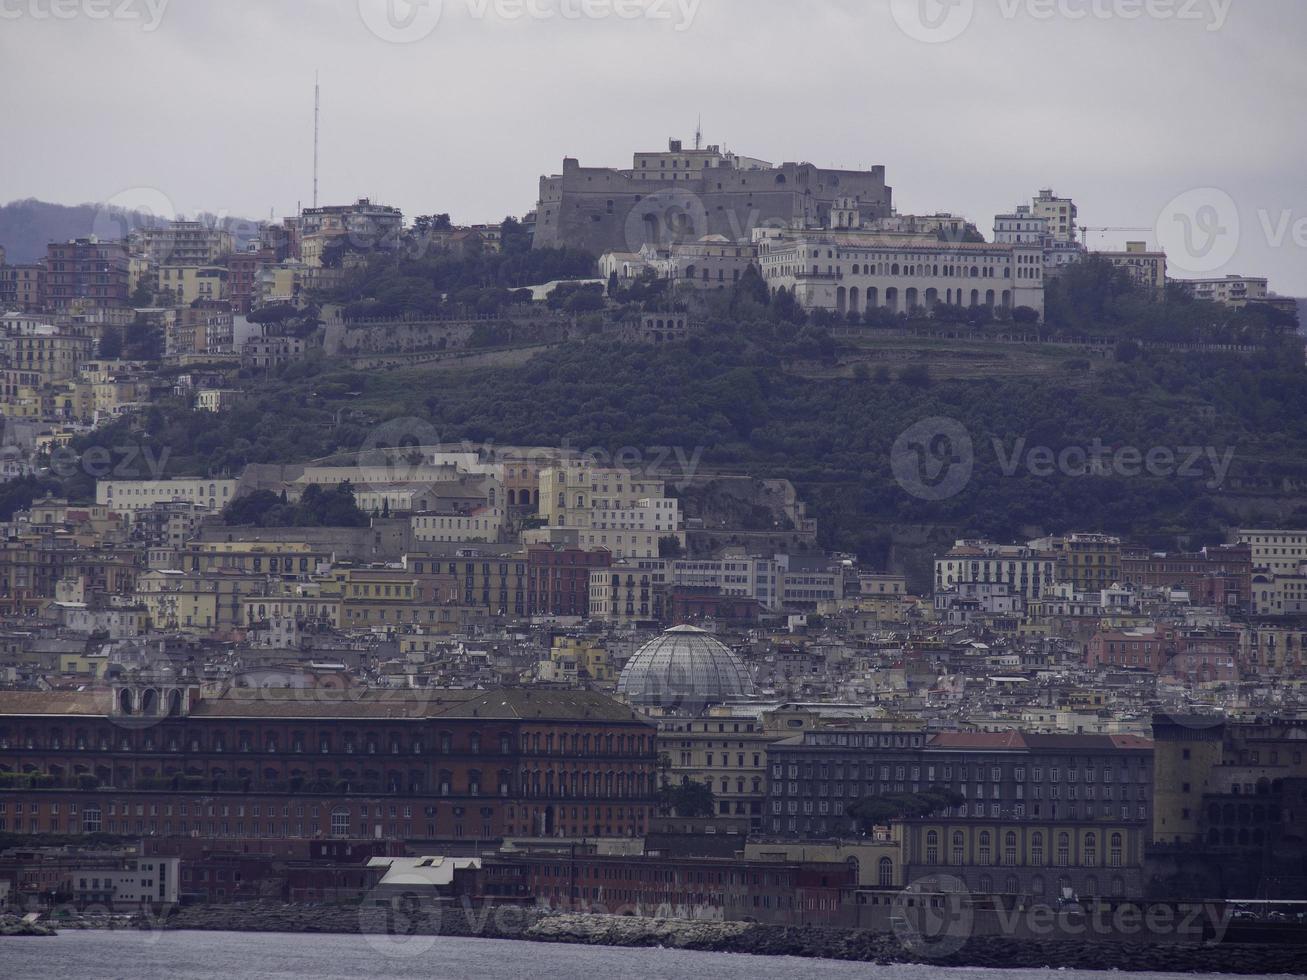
[[534, 158, 892, 254]]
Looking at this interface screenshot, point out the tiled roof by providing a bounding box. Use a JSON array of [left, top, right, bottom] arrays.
[[0, 687, 649, 725], [927, 731, 1026, 750]]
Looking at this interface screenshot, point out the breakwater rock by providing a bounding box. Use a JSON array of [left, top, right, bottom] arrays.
[[525, 913, 751, 948], [70, 901, 1307, 973], [0, 914, 57, 937]]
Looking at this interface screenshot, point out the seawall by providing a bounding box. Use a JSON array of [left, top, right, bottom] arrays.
[[80, 902, 1307, 974]]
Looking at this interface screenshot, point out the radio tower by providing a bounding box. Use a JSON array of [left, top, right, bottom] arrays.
[[694, 115, 702, 151], [313, 72, 320, 209]]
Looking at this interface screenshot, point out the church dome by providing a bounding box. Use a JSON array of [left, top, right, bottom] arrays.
[[617, 625, 755, 712]]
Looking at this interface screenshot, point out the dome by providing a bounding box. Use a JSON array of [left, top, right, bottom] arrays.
[[617, 625, 755, 713]]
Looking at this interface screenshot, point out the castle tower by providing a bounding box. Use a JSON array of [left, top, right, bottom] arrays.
[[831, 197, 862, 231]]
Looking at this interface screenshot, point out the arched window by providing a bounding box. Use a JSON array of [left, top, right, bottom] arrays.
[[1083, 833, 1097, 867], [1109, 833, 1123, 867], [926, 830, 939, 864], [1057, 832, 1070, 866], [951, 831, 964, 864], [1031, 832, 1045, 865], [878, 857, 894, 887], [1004, 831, 1017, 866], [978, 831, 992, 864]]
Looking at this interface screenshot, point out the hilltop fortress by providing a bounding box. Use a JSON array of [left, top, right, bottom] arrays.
[[533, 138, 893, 254]]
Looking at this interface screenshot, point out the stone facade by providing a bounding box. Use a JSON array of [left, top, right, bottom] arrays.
[[534, 146, 891, 255]]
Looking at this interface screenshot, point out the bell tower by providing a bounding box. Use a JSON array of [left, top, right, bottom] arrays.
[[110, 665, 201, 721]]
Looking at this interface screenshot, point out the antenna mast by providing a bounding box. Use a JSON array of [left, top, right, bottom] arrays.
[[694, 115, 702, 151], [313, 72, 320, 209]]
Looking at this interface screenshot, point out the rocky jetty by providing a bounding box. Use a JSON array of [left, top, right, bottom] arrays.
[[0, 914, 57, 937], [60, 901, 1307, 973], [525, 913, 751, 948]]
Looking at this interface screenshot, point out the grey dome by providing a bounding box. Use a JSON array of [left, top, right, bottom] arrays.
[[617, 625, 755, 712]]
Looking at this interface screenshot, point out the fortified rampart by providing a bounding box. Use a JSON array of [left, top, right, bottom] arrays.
[[534, 157, 892, 254]]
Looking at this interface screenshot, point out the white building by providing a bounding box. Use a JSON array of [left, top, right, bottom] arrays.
[[757, 199, 1045, 319], [1032, 188, 1078, 245], [669, 554, 784, 611], [1239, 529, 1307, 576], [98, 478, 239, 517], [993, 205, 1050, 245], [934, 540, 1058, 601], [1178, 275, 1269, 307], [72, 856, 180, 911], [1251, 566, 1307, 618], [412, 507, 503, 544], [539, 465, 683, 560]]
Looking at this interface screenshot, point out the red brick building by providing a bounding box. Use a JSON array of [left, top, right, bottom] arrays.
[[1087, 627, 1240, 679], [667, 587, 760, 625], [1121, 545, 1252, 610], [227, 247, 275, 314], [0, 685, 657, 845], [527, 546, 610, 618], [45, 239, 130, 312]]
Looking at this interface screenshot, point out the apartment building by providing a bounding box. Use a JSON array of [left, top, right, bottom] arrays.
[[1029, 533, 1123, 592], [1095, 242, 1168, 292], [1239, 529, 1307, 576], [1178, 275, 1269, 307], [935, 541, 1058, 601], [1031, 188, 1078, 245], [45, 239, 130, 311], [540, 465, 682, 560]]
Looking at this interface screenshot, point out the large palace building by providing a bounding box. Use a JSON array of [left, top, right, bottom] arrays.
[[0, 676, 657, 844]]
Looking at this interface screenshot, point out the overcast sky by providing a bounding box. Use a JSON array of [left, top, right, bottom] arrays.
[[2, 0, 1305, 294]]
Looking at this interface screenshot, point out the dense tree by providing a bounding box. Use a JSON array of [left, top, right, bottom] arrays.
[[657, 779, 716, 818], [847, 787, 967, 831], [222, 483, 368, 528]]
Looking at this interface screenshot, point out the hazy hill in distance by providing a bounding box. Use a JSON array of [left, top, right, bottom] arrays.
[[0, 198, 261, 263]]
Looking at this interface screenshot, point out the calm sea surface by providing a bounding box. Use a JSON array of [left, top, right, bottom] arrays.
[[0, 930, 1298, 980]]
